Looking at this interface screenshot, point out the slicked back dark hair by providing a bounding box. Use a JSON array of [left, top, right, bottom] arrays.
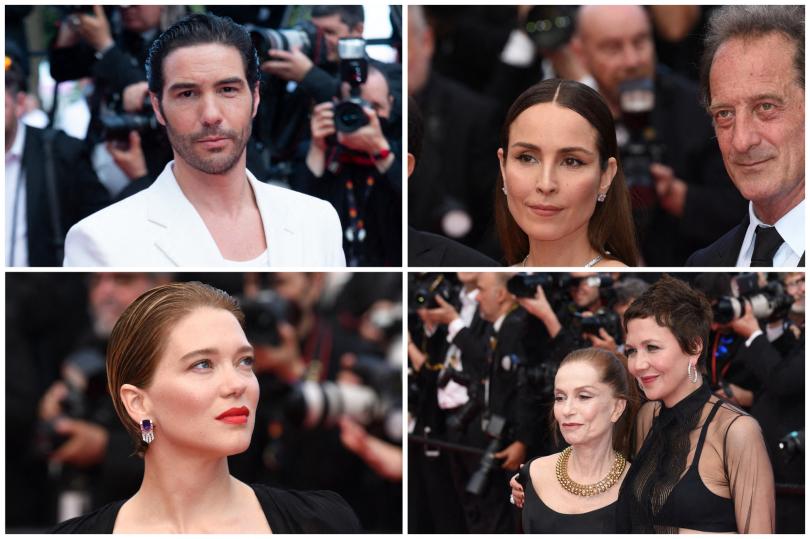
[[311, 5, 365, 29], [494, 79, 639, 266], [701, 5, 804, 109], [145, 13, 260, 101]]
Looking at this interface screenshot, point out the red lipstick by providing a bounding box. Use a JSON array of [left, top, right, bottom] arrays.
[[216, 406, 250, 425]]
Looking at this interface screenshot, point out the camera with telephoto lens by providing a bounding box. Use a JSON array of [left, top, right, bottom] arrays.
[[523, 6, 576, 52], [100, 95, 161, 144], [410, 273, 458, 311], [713, 274, 794, 324], [333, 37, 370, 133], [466, 415, 506, 495], [247, 20, 329, 65], [618, 79, 665, 211], [571, 308, 622, 342], [285, 355, 402, 441]]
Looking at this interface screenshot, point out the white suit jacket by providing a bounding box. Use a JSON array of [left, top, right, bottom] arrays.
[[63, 162, 346, 267]]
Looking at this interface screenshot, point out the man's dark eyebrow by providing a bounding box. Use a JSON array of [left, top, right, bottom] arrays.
[[167, 78, 245, 94]]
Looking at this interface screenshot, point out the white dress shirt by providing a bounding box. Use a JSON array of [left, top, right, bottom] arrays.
[[736, 200, 804, 267], [5, 122, 27, 266]]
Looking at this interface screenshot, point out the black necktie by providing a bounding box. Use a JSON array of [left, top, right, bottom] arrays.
[[750, 226, 784, 267]]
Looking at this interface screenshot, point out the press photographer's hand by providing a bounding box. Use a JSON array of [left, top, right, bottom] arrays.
[[261, 47, 314, 82], [310, 101, 336, 151], [77, 5, 114, 53], [107, 131, 148, 180], [423, 294, 460, 326]]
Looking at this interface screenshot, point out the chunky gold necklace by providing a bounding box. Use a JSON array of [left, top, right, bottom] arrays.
[[555, 446, 626, 497]]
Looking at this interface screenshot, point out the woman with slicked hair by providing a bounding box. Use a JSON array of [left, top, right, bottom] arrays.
[[53, 282, 361, 533]]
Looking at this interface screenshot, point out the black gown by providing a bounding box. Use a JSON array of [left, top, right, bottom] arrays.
[[521, 457, 618, 533], [51, 484, 362, 533]]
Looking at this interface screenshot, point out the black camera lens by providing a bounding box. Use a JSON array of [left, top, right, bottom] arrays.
[[334, 100, 369, 133]]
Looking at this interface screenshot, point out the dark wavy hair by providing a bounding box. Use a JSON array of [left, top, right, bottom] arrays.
[[146, 13, 260, 101], [494, 79, 639, 266]]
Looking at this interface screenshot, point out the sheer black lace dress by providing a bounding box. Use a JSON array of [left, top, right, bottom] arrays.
[[617, 381, 775, 533]]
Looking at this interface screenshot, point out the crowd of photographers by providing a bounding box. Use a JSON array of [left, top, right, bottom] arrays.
[[408, 5, 746, 264], [6, 5, 402, 267], [407, 271, 804, 532], [7, 272, 402, 532]]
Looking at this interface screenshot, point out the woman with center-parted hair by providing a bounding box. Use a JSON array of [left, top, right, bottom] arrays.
[[52, 282, 361, 533], [495, 79, 639, 267]]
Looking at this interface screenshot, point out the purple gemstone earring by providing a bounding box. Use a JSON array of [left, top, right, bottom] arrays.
[[141, 419, 154, 444]]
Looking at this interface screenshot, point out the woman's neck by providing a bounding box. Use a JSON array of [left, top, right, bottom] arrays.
[[129, 445, 239, 532], [567, 435, 616, 484], [526, 227, 599, 267]]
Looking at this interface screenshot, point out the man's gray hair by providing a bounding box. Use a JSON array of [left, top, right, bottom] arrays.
[[700, 5, 804, 108]]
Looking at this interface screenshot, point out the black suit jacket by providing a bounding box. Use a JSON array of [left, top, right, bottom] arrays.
[[685, 214, 749, 267], [409, 228, 500, 267], [21, 126, 109, 266]]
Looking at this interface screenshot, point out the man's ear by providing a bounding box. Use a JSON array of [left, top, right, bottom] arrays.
[[251, 83, 261, 118], [407, 153, 415, 177], [150, 92, 166, 126]]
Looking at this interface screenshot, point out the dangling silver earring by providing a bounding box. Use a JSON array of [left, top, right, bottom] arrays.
[[687, 363, 698, 384], [597, 192, 607, 203], [141, 419, 154, 444]]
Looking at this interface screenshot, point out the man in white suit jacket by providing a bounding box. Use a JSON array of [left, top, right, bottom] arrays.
[[64, 13, 346, 267]]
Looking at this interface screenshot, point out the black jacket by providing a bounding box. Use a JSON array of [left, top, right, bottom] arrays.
[[20, 126, 109, 266], [685, 214, 749, 267], [409, 228, 499, 267]]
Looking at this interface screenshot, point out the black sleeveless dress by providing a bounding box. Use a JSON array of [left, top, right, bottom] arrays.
[[520, 457, 618, 533]]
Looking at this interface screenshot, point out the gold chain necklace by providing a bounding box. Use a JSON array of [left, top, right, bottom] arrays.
[[555, 446, 626, 497]]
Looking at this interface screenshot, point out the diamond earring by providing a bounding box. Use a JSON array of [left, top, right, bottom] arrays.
[[597, 192, 607, 203]]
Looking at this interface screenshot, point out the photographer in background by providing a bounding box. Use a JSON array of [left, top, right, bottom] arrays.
[[237, 273, 400, 532], [256, 5, 402, 179], [722, 272, 804, 532], [48, 5, 183, 196], [296, 64, 401, 266], [5, 46, 109, 267]]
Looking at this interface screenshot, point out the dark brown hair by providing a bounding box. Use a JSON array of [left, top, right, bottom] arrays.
[[700, 5, 804, 109], [106, 281, 244, 456], [551, 348, 640, 458], [494, 79, 639, 266], [622, 274, 713, 366]]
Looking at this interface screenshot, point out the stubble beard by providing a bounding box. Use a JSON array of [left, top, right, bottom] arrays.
[[161, 106, 252, 176]]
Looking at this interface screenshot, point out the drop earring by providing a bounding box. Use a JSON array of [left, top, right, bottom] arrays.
[[597, 192, 607, 202], [141, 419, 154, 444], [687, 363, 698, 384]]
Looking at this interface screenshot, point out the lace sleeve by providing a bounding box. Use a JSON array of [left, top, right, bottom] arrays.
[[723, 414, 775, 533]]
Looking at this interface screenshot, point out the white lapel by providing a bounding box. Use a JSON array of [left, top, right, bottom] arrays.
[[247, 172, 303, 266], [144, 163, 225, 266]]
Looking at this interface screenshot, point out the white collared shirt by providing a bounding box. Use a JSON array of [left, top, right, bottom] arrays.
[[6, 122, 27, 266], [736, 200, 804, 267]]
